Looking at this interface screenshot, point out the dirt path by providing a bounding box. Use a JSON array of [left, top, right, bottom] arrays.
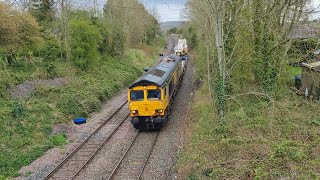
[[10, 78, 69, 99]]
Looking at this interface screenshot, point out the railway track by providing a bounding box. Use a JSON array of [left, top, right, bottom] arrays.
[[167, 36, 176, 54], [107, 132, 160, 180], [44, 106, 159, 180], [103, 36, 174, 179], [43, 35, 176, 180], [44, 101, 130, 180], [157, 35, 177, 63], [167, 35, 178, 55]]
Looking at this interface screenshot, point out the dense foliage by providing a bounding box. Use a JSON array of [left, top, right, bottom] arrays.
[[69, 18, 102, 69], [185, 0, 310, 120], [0, 3, 42, 65], [103, 0, 160, 56], [288, 38, 320, 61], [178, 0, 320, 179]]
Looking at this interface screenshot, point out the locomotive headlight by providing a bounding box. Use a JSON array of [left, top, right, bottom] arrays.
[[156, 109, 163, 113], [131, 110, 137, 114]]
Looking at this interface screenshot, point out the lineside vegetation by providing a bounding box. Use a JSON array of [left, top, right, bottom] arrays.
[[178, 0, 320, 179]]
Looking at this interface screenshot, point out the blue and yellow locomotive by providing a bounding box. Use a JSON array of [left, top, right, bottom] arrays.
[[128, 54, 185, 130]]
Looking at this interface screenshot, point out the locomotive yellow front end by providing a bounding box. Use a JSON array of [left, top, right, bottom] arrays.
[[128, 54, 182, 130], [128, 85, 167, 130]]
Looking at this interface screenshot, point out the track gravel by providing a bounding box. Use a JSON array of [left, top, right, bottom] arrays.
[[74, 119, 138, 180], [140, 55, 195, 180], [77, 53, 194, 180], [111, 132, 159, 180]]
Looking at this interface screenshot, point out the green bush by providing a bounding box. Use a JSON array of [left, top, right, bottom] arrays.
[[271, 140, 306, 162], [11, 101, 26, 118], [168, 27, 178, 34], [48, 134, 67, 147], [41, 37, 62, 62], [45, 62, 57, 79], [70, 19, 102, 70], [0, 70, 13, 98], [57, 93, 87, 118]]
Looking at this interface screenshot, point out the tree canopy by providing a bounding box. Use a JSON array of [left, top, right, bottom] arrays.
[[0, 2, 41, 59]]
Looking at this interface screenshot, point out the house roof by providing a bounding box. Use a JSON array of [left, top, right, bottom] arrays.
[[313, 49, 320, 55], [301, 61, 320, 72]]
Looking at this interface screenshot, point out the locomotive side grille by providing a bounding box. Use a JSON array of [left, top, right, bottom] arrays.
[[149, 69, 165, 78]]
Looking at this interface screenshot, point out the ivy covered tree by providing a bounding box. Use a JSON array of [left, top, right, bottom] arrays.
[[187, 0, 309, 121]]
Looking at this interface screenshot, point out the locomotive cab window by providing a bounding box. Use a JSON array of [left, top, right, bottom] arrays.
[[130, 90, 144, 101], [147, 89, 161, 100]]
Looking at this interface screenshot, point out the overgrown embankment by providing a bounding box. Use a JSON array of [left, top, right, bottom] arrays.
[[177, 0, 320, 178], [179, 85, 320, 179], [0, 48, 158, 178], [178, 48, 320, 179]]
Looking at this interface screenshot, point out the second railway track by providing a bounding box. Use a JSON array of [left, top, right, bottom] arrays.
[[44, 101, 130, 180], [44, 100, 160, 180], [107, 131, 159, 180]]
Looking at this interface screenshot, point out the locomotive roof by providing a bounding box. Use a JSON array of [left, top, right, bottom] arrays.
[[129, 54, 181, 88]]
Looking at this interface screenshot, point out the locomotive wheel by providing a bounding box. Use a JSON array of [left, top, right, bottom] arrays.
[[133, 124, 143, 130], [154, 122, 164, 130]]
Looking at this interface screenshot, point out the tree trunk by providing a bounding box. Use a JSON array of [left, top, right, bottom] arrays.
[[213, 1, 226, 123], [61, 0, 71, 61]]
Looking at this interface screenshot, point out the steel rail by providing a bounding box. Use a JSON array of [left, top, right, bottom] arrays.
[[44, 100, 129, 180], [106, 132, 160, 180], [136, 132, 160, 180], [69, 114, 130, 180], [106, 131, 140, 180]]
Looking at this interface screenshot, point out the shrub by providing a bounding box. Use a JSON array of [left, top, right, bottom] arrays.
[[56, 93, 87, 118], [288, 38, 320, 60], [45, 61, 57, 79], [70, 19, 102, 70], [41, 38, 62, 62], [271, 140, 306, 163], [11, 101, 26, 118], [0, 70, 13, 98], [48, 134, 67, 147]]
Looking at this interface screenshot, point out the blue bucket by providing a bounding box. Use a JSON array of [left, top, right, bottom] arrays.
[[74, 118, 86, 125]]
